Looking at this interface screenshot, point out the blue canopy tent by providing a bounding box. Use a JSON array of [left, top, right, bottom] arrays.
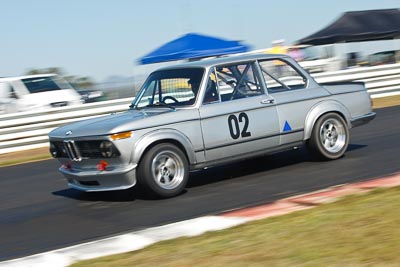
[[138, 33, 250, 65]]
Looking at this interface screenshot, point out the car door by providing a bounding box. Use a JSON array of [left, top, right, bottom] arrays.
[[199, 62, 280, 162], [257, 57, 330, 145]]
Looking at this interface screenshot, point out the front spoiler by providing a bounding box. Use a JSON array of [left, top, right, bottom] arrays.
[[59, 164, 137, 192]]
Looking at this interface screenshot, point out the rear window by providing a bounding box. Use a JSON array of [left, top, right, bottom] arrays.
[[22, 76, 72, 93]]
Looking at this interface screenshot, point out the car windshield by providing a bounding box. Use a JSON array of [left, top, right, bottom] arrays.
[[131, 68, 205, 109], [22, 76, 73, 93]]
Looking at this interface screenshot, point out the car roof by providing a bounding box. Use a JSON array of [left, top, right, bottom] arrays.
[[155, 53, 291, 71], [0, 73, 56, 82]]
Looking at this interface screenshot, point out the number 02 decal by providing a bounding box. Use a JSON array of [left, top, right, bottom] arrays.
[[228, 112, 252, 140]]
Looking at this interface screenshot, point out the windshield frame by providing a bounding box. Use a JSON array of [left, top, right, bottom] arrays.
[[131, 67, 205, 110]]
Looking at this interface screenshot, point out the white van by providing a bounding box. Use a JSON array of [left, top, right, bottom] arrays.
[[0, 74, 82, 114]]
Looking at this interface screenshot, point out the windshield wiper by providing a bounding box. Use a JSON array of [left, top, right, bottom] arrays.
[[144, 102, 176, 110]]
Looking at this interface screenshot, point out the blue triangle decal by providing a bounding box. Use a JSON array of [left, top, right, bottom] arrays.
[[283, 121, 292, 132]]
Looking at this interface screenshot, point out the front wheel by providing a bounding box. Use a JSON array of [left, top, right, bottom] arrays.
[[137, 143, 189, 198], [307, 113, 349, 160]]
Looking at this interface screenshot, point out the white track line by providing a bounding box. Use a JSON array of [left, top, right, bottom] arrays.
[[0, 216, 247, 267]]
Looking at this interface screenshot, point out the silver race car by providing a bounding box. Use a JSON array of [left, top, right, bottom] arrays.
[[48, 54, 375, 198]]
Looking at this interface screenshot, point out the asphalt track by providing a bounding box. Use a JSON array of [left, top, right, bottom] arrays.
[[1, 106, 399, 261]]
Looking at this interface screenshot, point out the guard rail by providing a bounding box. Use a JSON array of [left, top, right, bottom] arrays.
[[1, 63, 399, 154]]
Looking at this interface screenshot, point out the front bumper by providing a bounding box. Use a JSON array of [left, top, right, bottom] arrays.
[[350, 112, 376, 127], [59, 164, 137, 192]]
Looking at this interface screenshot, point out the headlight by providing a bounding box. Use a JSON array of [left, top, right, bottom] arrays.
[[49, 142, 68, 158], [49, 143, 58, 158], [100, 141, 115, 158]]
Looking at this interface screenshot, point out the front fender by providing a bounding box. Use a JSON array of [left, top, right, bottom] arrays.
[[304, 100, 351, 140], [132, 128, 196, 165]]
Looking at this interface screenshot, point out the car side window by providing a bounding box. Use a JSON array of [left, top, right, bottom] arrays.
[[258, 59, 307, 93], [215, 62, 263, 102]]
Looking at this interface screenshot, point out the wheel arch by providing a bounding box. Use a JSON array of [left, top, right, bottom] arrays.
[[132, 129, 196, 166], [304, 100, 351, 141]]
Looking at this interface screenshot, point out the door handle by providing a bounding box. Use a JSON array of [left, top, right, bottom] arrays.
[[261, 98, 274, 104]]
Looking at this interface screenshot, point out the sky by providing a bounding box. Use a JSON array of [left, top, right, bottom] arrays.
[[1, 0, 399, 82]]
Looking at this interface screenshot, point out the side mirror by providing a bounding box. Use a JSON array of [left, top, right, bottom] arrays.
[[0, 82, 19, 99], [10, 91, 19, 99]]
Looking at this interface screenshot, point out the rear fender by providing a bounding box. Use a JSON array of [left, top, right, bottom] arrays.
[[304, 100, 351, 140]]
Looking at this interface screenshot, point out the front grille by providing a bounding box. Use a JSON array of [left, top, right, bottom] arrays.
[[50, 140, 120, 160], [75, 141, 103, 158], [64, 140, 82, 161], [50, 101, 68, 107]]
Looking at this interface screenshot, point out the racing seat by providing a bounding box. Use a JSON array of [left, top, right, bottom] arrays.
[[204, 80, 219, 103]]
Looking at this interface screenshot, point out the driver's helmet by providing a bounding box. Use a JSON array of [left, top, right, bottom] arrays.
[[188, 78, 201, 94]]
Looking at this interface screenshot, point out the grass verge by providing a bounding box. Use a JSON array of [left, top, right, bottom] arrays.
[[0, 147, 51, 167], [372, 95, 400, 109], [72, 187, 400, 266]]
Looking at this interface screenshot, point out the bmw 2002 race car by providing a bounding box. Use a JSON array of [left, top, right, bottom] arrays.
[[48, 54, 375, 198]]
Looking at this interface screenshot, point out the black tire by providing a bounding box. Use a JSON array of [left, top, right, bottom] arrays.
[[307, 113, 349, 160], [137, 143, 189, 198]]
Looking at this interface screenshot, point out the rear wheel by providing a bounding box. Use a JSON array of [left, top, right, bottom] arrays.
[[307, 113, 349, 160], [137, 143, 188, 198]]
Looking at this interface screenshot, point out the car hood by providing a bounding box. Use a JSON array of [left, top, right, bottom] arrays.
[[49, 109, 175, 138]]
